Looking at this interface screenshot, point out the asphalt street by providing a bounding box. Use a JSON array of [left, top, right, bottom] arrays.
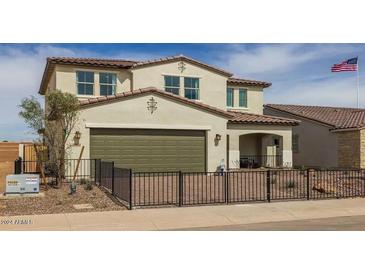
[[177, 215, 365, 230]]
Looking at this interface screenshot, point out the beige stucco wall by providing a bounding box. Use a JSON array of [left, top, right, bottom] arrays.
[[51, 62, 265, 115], [227, 85, 264, 115], [239, 134, 262, 155], [55, 65, 132, 97], [227, 124, 293, 169], [131, 61, 229, 110], [69, 93, 228, 172], [264, 108, 338, 168]]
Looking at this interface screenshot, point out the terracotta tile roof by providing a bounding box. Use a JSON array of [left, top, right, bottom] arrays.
[[227, 77, 272, 88], [132, 54, 233, 77], [47, 57, 137, 68], [79, 87, 233, 118], [265, 104, 365, 130], [332, 111, 365, 130], [39, 57, 138, 95], [78, 88, 297, 126], [228, 111, 300, 126]]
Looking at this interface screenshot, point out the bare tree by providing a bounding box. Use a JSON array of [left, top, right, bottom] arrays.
[[19, 90, 79, 187]]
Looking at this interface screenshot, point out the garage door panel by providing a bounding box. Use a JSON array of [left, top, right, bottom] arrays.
[[90, 129, 206, 172]]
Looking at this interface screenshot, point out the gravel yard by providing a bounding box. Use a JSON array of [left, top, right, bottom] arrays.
[[0, 183, 126, 216]]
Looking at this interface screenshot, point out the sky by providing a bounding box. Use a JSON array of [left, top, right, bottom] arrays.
[[1, 43, 364, 141]]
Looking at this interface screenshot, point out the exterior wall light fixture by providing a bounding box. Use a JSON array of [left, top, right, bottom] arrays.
[[74, 131, 81, 145]]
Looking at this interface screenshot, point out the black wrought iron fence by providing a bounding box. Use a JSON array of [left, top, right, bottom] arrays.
[[132, 171, 179, 207], [129, 168, 365, 208], [240, 155, 283, 168], [14, 158, 98, 182], [13, 158, 365, 210]]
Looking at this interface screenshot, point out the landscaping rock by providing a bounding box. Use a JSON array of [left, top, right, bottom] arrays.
[[0, 183, 125, 216], [73, 203, 94, 210]]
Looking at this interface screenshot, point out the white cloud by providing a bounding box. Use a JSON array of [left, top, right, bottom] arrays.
[[265, 76, 364, 107], [218, 44, 357, 78], [214, 43, 364, 107]]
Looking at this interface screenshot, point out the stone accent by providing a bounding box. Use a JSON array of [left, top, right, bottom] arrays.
[[337, 130, 361, 168], [361, 129, 365, 168]]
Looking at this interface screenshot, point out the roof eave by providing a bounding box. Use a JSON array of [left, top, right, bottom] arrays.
[[228, 121, 299, 126], [38, 58, 53, 95], [330, 126, 365, 132], [132, 56, 233, 77], [79, 87, 234, 119], [227, 80, 272, 88]]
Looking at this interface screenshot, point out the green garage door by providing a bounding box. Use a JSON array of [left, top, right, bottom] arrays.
[[90, 128, 206, 172]]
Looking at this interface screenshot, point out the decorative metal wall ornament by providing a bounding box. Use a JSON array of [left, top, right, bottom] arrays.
[[178, 61, 186, 73], [147, 97, 158, 114]]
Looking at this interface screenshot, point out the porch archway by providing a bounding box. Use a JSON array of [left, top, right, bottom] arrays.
[[239, 133, 283, 168]]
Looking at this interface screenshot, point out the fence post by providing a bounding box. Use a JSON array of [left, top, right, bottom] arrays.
[[223, 171, 228, 204], [306, 169, 310, 200], [14, 157, 21, 174], [111, 161, 115, 195], [129, 169, 133, 210], [94, 159, 97, 184], [98, 159, 102, 185], [225, 172, 229, 204], [266, 170, 271, 203], [178, 171, 183, 207]]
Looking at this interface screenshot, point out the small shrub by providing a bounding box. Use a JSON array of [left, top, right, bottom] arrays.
[[84, 181, 93, 191], [286, 181, 295, 188], [79, 178, 87, 185]]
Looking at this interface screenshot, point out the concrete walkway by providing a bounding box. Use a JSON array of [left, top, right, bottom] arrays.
[[2, 198, 365, 230]]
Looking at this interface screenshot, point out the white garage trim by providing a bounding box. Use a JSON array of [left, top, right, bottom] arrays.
[[85, 123, 212, 131]]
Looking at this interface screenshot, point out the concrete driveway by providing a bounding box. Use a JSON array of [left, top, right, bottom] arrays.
[[2, 198, 365, 230]]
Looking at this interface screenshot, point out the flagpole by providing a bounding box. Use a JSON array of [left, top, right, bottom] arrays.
[[357, 58, 360, 108]]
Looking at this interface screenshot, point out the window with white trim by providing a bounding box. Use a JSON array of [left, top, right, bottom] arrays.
[[226, 88, 234, 107], [100, 73, 117, 96], [164, 75, 180, 95], [239, 88, 248, 108], [76, 71, 94, 95], [184, 77, 199, 100]]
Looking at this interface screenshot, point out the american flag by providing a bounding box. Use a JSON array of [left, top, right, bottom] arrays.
[[331, 57, 358, 72]]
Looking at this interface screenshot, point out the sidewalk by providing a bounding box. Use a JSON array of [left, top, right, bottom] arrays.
[[2, 198, 365, 231]]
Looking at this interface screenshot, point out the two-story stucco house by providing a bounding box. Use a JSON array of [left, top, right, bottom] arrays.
[[38, 55, 299, 172]]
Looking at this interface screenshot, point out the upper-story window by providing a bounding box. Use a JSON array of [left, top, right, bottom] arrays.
[[76, 71, 94, 95], [100, 73, 117, 96], [164, 75, 180, 95], [239, 88, 248, 108], [226, 88, 234, 107], [184, 77, 199, 100]]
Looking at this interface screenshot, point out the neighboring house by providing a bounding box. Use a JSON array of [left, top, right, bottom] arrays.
[[38, 55, 298, 172], [265, 104, 365, 169]]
